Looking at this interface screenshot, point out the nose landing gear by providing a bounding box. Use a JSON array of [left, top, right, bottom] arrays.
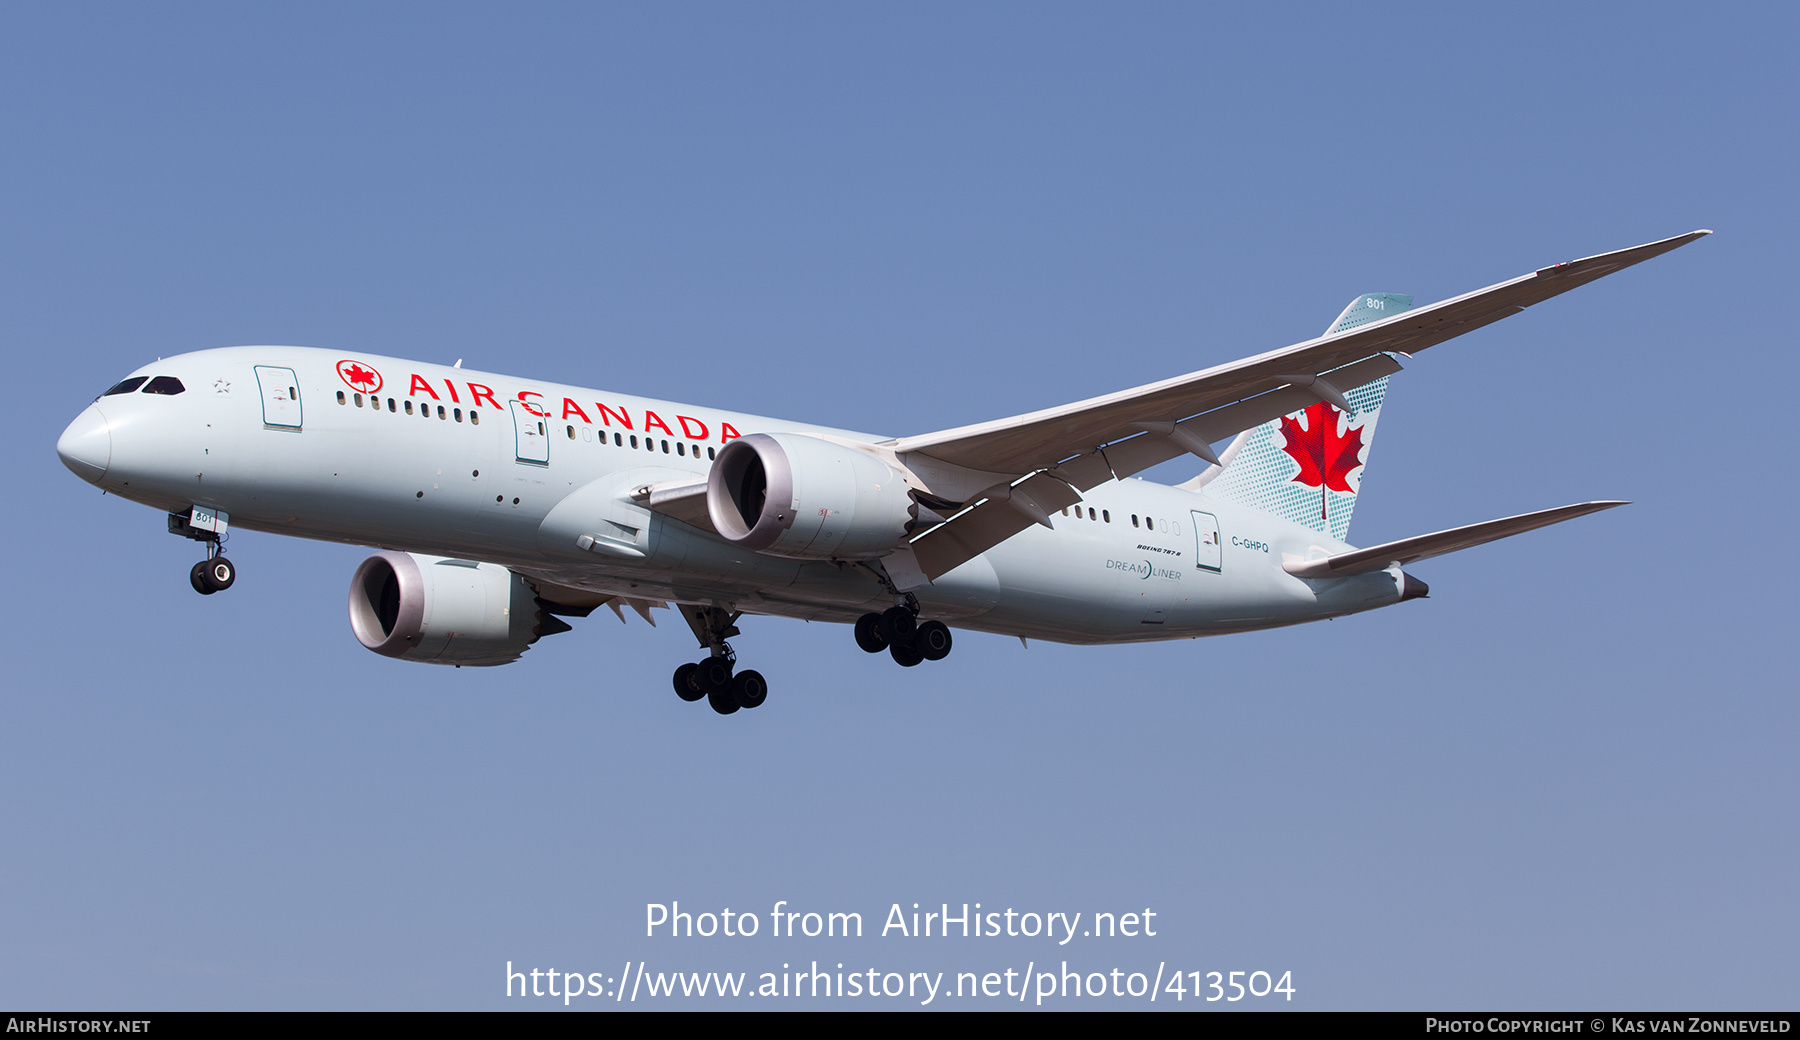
[[673, 605, 769, 715], [855, 603, 953, 667], [170, 511, 236, 595]]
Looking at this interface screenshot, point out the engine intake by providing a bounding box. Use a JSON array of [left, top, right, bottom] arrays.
[[707, 433, 912, 560], [348, 551, 557, 666]]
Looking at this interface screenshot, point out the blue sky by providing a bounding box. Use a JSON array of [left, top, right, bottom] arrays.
[[2, 3, 1793, 1009]]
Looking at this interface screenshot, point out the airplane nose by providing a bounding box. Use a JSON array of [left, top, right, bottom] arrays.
[[57, 404, 111, 483]]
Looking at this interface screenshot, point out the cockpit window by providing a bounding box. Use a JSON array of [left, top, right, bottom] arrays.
[[142, 376, 186, 396], [103, 377, 149, 396]]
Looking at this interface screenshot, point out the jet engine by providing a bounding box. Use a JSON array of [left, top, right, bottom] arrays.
[[707, 433, 913, 560], [348, 551, 565, 666]]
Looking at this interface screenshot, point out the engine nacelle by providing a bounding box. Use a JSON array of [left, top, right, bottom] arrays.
[[707, 433, 913, 560], [348, 552, 553, 666]]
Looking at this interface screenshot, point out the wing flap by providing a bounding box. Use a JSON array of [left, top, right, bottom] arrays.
[[911, 472, 1082, 581], [1282, 501, 1628, 578], [1084, 352, 1407, 488]]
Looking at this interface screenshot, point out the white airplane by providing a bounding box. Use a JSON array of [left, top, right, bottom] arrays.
[[56, 231, 1708, 714]]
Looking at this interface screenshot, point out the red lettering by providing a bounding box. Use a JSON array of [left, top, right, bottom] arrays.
[[676, 415, 708, 440], [467, 383, 499, 409], [408, 374, 441, 400], [596, 403, 633, 429], [442, 379, 461, 404], [561, 398, 592, 423], [720, 422, 741, 443], [517, 391, 548, 417], [643, 411, 675, 436]]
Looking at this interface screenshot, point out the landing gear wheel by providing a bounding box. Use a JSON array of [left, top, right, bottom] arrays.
[[854, 613, 888, 653], [696, 656, 734, 693], [889, 639, 924, 668], [707, 686, 740, 715], [915, 621, 952, 661], [190, 558, 234, 594], [203, 557, 235, 592], [731, 669, 768, 709], [879, 606, 916, 644], [672, 662, 705, 702]]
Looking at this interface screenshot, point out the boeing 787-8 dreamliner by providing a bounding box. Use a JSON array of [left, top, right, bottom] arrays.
[[56, 231, 1709, 714]]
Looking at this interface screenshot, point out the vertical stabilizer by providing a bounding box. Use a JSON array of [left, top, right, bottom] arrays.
[[1184, 293, 1412, 541], [1324, 292, 1412, 336]]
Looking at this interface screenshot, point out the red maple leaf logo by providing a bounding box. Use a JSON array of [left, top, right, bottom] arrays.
[[1277, 401, 1366, 521], [337, 359, 382, 393]]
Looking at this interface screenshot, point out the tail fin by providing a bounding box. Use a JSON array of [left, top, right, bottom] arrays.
[[1322, 292, 1413, 335], [1186, 293, 1412, 542]]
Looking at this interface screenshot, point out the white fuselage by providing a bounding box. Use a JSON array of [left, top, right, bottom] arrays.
[[59, 346, 1407, 645]]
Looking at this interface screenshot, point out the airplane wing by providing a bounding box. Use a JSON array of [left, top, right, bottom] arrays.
[[900, 231, 1708, 581], [1281, 501, 1628, 578]]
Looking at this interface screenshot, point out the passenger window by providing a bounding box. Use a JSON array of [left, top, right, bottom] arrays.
[[455, 408, 463, 422], [677, 442, 685, 456], [567, 425, 576, 439], [470, 411, 479, 425], [616, 433, 624, 447], [1131, 514, 1139, 527], [103, 377, 149, 396], [707, 447, 715, 460], [630, 435, 638, 448], [336, 391, 346, 405], [404, 400, 413, 414], [387, 398, 396, 412], [1088, 507, 1096, 521], [354, 393, 364, 407], [661, 439, 669, 453], [438, 405, 446, 419], [1102, 510, 1110, 523], [1146, 517, 1153, 531]]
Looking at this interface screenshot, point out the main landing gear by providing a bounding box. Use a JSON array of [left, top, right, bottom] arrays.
[[855, 604, 952, 667], [673, 605, 768, 715], [170, 511, 236, 595]]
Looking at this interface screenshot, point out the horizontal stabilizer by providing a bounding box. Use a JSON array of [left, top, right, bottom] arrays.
[[1282, 500, 1628, 578]]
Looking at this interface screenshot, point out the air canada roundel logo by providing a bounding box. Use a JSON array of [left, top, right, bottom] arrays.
[[337, 359, 383, 394]]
